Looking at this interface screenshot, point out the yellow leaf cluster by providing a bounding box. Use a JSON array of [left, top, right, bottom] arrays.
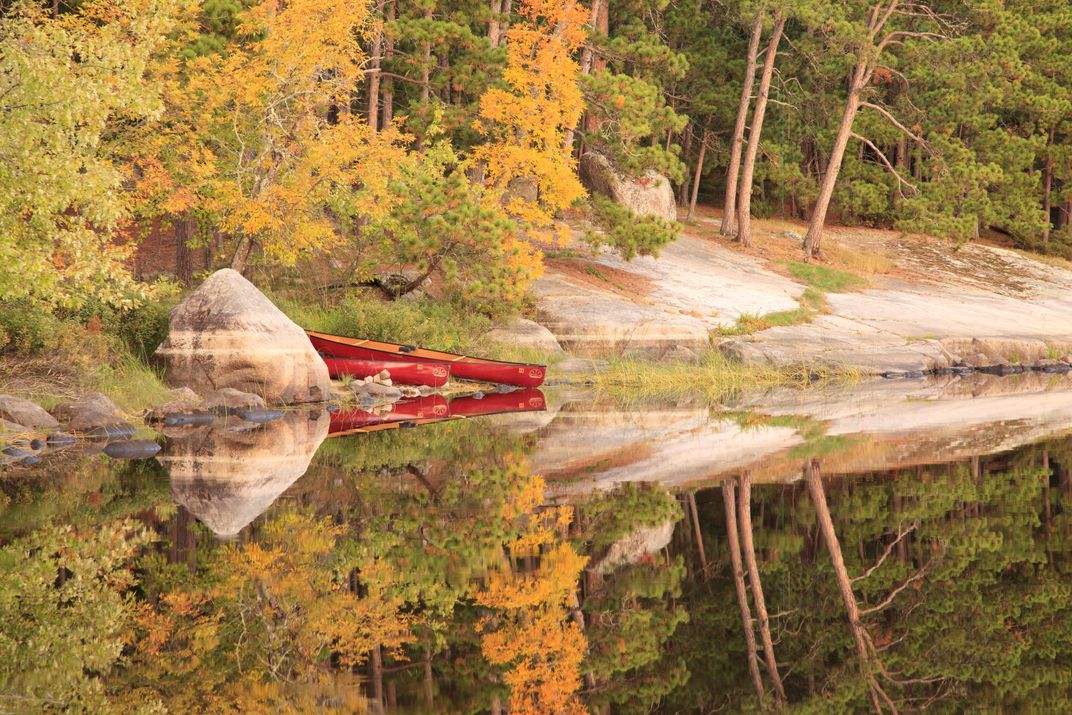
[[469, 0, 589, 229]]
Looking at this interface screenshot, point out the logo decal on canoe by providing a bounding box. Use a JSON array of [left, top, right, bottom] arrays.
[[433, 404, 448, 416], [528, 367, 543, 378], [528, 397, 545, 408], [432, 366, 448, 378]]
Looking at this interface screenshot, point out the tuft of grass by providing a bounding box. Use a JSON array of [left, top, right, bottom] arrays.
[[714, 286, 829, 338], [788, 434, 861, 460], [90, 354, 173, 414], [825, 243, 895, 275], [782, 260, 868, 292], [279, 293, 494, 355], [592, 351, 856, 403]]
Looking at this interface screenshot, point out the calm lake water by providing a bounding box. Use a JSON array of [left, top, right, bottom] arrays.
[[5, 372, 1072, 712]]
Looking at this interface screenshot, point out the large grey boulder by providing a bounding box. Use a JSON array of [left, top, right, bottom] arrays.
[[483, 318, 564, 354], [0, 396, 59, 429], [579, 151, 677, 223], [154, 269, 330, 404]]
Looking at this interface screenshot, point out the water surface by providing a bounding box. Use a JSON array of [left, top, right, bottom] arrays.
[[5, 373, 1072, 712]]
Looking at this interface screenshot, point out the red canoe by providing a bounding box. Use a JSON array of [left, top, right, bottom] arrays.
[[306, 331, 546, 387], [321, 357, 451, 386]]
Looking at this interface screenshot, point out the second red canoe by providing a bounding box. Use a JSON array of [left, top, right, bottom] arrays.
[[321, 356, 451, 387], [307, 330, 546, 387]]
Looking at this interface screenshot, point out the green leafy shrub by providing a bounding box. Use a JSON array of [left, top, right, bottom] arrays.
[[279, 293, 493, 355], [586, 195, 680, 260], [0, 301, 65, 354]]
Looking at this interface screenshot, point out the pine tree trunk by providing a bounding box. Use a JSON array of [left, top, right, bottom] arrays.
[[688, 491, 708, 575], [803, 59, 867, 260], [1043, 127, 1054, 243], [737, 471, 787, 704], [687, 128, 708, 221], [720, 12, 763, 237], [804, 459, 884, 713], [421, 7, 433, 104], [566, 0, 605, 154], [736, 13, 785, 248], [488, 0, 503, 47], [367, 2, 384, 131], [382, 0, 396, 127], [723, 480, 766, 707], [678, 127, 694, 205]]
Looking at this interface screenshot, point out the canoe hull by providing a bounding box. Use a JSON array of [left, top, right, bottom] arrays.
[[321, 357, 451, 387], [308, 332, 546, 387], [327, 390, 546, 436]]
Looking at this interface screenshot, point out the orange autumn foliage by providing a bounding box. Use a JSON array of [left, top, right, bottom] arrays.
[[470, 0, 589, 231], [474, 474, 590, 714]]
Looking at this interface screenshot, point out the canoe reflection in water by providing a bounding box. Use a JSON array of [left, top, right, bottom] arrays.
[[327, 388, 547, 436]]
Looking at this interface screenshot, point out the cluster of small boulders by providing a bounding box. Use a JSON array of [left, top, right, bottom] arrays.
[[0, 392, 151, 468], [1, 385, 291, 470], [347, 369, 431, 406]]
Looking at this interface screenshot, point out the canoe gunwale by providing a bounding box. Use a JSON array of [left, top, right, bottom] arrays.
[[306, 330, 543, 369]]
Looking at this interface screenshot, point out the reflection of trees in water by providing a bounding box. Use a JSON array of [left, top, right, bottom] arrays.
[[666, 446, 1072, 713], [12, 431, 1072, 712]]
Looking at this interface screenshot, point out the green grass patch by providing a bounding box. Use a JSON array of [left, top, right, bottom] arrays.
[[592, 352, 855, 403], [782, 261, 868, 292], [788, 434, 861, 460], [714, 287, 828, 337]]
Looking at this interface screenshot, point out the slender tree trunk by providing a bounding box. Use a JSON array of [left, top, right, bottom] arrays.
[[803, 459, 883, 713], [423, 644, 434, 707], [1043, 127, 1055, 243], [370, 645, 385, 715], [721, 12, 763, 237], [803, 58, 868, 260], [367, 2, 384, 131], [565, 0, 605, 154], [488, 0, 504, 47], [679, 128, 694, 205], [382, 0, 396, 127], [687, 128, 709, 221], [421, 7, 433, 104], [736, 13, 785, 248], [738, 472, 787, 704], [230, 236, 256, 275], [723, 480, 766, 707], [580, 0, 603, 75], [174, 213, 194, 285], [688, 491, 708, 576]]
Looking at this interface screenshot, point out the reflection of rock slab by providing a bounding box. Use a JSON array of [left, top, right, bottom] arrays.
[[158, 410, 329, 537]]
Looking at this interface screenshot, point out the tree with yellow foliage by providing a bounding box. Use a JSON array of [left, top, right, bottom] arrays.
[[0, 0, 178, 311], [126, 509, 416, 711], [469, 0, 589, 231], [474, 475, 590, 715], [181, 0, 407, 274]]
